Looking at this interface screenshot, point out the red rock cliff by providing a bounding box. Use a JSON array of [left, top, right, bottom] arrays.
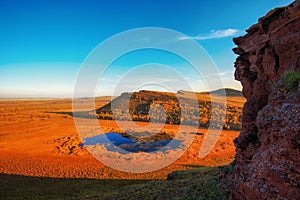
[[229, 1, 300, 199]]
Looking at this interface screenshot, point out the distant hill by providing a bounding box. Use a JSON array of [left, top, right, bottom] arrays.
[[202, 88, 243, 97], [178, 88, 243, 97]]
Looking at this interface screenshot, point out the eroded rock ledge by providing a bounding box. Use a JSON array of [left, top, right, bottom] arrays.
[[229, 1, 300, 199]]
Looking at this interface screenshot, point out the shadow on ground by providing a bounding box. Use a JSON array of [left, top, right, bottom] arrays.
[[48, 111, 95, 119], [0, 166, 229, 200]]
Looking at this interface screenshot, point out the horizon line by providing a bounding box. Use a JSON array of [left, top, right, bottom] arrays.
[[0, 87, 242, 99]]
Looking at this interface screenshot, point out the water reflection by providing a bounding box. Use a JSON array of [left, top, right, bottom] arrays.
[[81, 132, 182, 153]]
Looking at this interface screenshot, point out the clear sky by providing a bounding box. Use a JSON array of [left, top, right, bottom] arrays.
[[0, 0, 294, 97]]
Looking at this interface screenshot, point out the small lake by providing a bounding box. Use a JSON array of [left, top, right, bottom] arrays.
[[81, 132, 181, 153]]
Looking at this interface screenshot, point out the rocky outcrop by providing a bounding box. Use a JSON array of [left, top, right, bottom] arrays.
[[229, 1, 300, 199], [96, 89, 243, 130]]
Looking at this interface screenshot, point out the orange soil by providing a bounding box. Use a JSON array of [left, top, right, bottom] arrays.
[[0, 98, 241, 179]]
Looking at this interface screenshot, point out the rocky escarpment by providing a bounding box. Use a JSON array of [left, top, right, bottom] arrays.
[[229, 1, 300, 199], [96, 89, 243, 130]]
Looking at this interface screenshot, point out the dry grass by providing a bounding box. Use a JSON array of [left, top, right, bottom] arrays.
[[0, 95, 244, 179]]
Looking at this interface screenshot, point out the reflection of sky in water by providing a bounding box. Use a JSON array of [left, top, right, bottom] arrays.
[[81, 132, 182, 153]]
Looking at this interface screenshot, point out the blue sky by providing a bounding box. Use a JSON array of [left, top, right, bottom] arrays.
[[0, 0, 294, 97]]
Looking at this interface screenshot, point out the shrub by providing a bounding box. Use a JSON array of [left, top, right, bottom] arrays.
[[280, 69, 300, 90]]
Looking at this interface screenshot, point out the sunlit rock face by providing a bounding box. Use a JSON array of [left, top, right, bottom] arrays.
[[229, 1, 300, 199], [96, 89, 243, 130]]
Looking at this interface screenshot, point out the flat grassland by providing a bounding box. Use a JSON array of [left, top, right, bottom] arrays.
[[0, 96, 244, 199]]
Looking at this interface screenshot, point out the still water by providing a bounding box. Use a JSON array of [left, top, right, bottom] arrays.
[[80, 132, 181, 153]]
